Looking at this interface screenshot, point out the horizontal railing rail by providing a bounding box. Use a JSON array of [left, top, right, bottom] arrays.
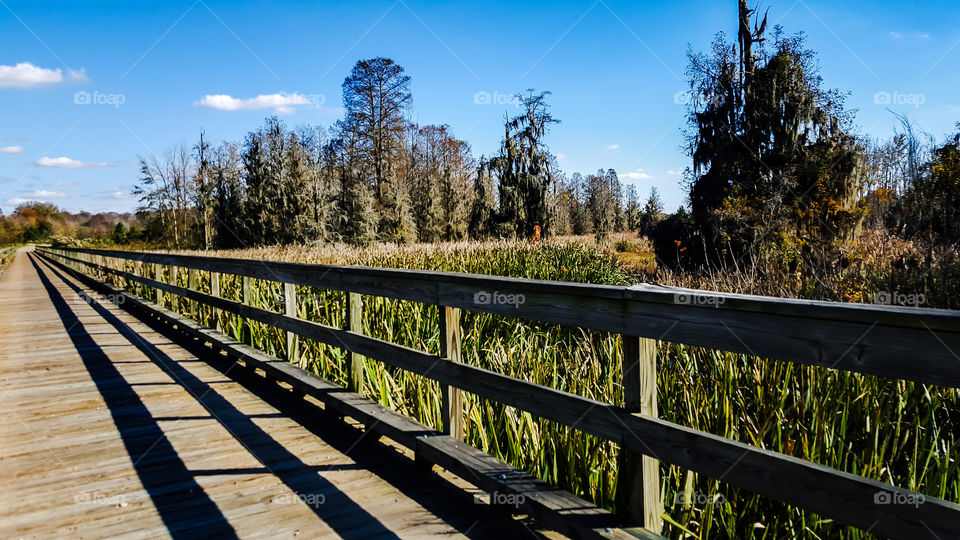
[[37, 246, 960, 539]]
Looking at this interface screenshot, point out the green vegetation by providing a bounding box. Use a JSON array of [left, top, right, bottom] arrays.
[[108, 237, 956, 539]]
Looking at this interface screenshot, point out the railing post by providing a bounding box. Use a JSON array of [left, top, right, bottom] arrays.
[[346, 292, 363, 393], [188, 268, 198, 319], [210, 271, 220, 331], [616, 335, 661, 532], [242, 276, 252, 345], [284, 282, 298, 364], [439, 306, 464, 440], [154, 263, 162, 304], [169, 266, 178, 312]]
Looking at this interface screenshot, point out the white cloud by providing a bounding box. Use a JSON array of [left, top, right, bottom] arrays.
[[667, 170, 681, 176], [195, 92, 323, 114], [0, 62, 88, 88], [621, 169, 652, 180], [52, 181, 78, 187], [30, 190, 67, 199], [556, 153, 567, 160], [889, 31, 902, 39], [35, 156, 108, 168], [0, 145, 24, 154], [607, 144, 620, 150], [108, 190, 128, 199], [918, 32, 930, 39]]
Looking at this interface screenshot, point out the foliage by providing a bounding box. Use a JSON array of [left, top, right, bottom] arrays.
[[683, 2, 866, 266]]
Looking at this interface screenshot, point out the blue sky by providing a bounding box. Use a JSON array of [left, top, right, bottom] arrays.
[[1, 0, 958, 215]]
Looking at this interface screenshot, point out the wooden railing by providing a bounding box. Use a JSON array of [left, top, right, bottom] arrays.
[[37, 246, 960, 539]]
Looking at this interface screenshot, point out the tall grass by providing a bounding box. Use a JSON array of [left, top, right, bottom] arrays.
[[119, 238, 957, 539]]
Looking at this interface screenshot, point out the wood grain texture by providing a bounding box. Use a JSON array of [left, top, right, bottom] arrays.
[[617, 336, 661, 532], [346, 292, 363, 394], [440, 306, 464, 440]]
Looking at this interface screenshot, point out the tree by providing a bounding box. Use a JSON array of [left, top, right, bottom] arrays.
[[340, 57, 415, 241], [624, 184, 640, 230], [488, 90, 559, 237], [193, 131, 214, 250], [894, 125, 960, 245], [133, 144, 193, 248], [685, 1, 865, 263], [469, 157, 496, 238]]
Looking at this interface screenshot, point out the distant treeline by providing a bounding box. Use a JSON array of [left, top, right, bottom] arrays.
[[0, 204, 139, 246], [132, 59, 650, 251]]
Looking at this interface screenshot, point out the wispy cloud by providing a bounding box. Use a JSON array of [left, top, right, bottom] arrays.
[[35, 156, 109, 168], [195, 92, 325, 114], [0, 145, 24, 154], [30, 190, 67, 198], [607, 144, 620, 150], [667, 169, 681, 176], [556, 152, 567, 160], [621, 169, 652, 179], [0, 62, 88, 88]]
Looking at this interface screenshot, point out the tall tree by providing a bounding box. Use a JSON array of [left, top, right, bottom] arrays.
[[685, 1, 865, 262], [488, 90, 559, 237]]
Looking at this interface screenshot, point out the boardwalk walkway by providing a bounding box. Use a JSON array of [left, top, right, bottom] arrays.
[[0, 248, 548, 539]]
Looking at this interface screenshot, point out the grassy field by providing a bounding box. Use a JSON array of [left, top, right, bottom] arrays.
[[124, 236, 958, 539]]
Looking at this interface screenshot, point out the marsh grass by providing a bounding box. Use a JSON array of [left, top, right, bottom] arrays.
[[123, 238, 957, 539]]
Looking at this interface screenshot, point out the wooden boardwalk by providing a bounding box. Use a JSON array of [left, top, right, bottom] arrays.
[[0, 249, 550, 539]]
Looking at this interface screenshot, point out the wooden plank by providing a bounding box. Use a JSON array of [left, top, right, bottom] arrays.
[[40, 247, 960, 387], [439, 306, 463, 440], [283, 282, 298, 364], [616, 336, 661, 532], [346, 292, 363, 394], [36, 249, 960, 539]]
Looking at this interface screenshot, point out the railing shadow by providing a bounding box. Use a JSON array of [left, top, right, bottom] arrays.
[[30, 254, 401, 539]]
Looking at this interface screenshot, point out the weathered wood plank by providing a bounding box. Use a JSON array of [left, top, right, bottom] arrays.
[[617, 336, 661, 532], [346, 292, 363, 394], [439, 306, 463, 440], [283, 282, 298, 364]]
